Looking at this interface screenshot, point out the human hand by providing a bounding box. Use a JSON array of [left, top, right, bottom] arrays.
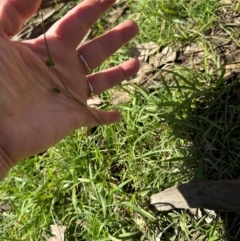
[[0, 0, 140, 179]]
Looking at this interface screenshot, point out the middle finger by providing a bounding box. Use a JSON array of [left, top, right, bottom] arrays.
[[47, 0, 116, 48], [77, 20, 139, 69]]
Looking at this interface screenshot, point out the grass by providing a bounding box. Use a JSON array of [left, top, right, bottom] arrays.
[[1, 0, 240, 240]]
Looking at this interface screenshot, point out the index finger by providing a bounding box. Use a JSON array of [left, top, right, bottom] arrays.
[[0, 0, 41, 36], [47, 0, 116, 48]]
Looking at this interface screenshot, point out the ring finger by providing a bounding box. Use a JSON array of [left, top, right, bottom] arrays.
[[86, 58, 140, 97]]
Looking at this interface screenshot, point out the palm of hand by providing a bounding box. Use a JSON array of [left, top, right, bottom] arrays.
[[0, 0, 139, 176], [0, 37, 88, 163]]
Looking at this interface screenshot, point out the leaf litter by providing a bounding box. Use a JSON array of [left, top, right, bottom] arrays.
[[43, 224, 67, 241]]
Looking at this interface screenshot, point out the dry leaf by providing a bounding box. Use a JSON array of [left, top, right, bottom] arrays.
[[0, 202, 12, 212], [149, 46, 177, 68], [129, 42, 160, 61], [221, 0, 231, 4], [106, 0, 129, 23], [139, 61, 154, 74], [130, 61, 154, 84], [87, 96, 104, 108], [179, 43, 204, 67], [110, 91, 131, 105], [184, 43, 202, 54], [43, 224, 67, 241], [221, 62, 240, 70]]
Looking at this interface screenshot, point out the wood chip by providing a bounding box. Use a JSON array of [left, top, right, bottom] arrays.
[[151, 180, 240, 212]]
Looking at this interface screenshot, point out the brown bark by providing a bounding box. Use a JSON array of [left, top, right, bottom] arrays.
[[151, 180, 240, 212]]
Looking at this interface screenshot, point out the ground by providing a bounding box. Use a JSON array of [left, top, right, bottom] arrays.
[[1, 0, 240, 240]]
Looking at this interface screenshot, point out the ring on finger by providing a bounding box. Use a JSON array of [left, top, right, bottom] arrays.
[[78, 53, 93, 75], [87, 80, 95, 98]]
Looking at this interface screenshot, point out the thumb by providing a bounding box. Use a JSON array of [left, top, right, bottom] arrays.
[[0, 0, 41, 36]]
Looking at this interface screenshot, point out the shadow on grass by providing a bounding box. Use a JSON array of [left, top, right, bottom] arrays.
[[166, 72, 240, 240]]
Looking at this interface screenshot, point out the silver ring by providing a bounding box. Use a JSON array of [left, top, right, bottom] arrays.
[[87, 81, 95, 98], [78, 53, 93, 75]]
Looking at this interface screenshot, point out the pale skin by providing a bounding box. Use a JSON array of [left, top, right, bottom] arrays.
[[0, 0, 140, 180]]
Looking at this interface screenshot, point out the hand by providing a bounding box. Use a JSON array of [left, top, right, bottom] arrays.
[[0, 0, 140, 178]]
